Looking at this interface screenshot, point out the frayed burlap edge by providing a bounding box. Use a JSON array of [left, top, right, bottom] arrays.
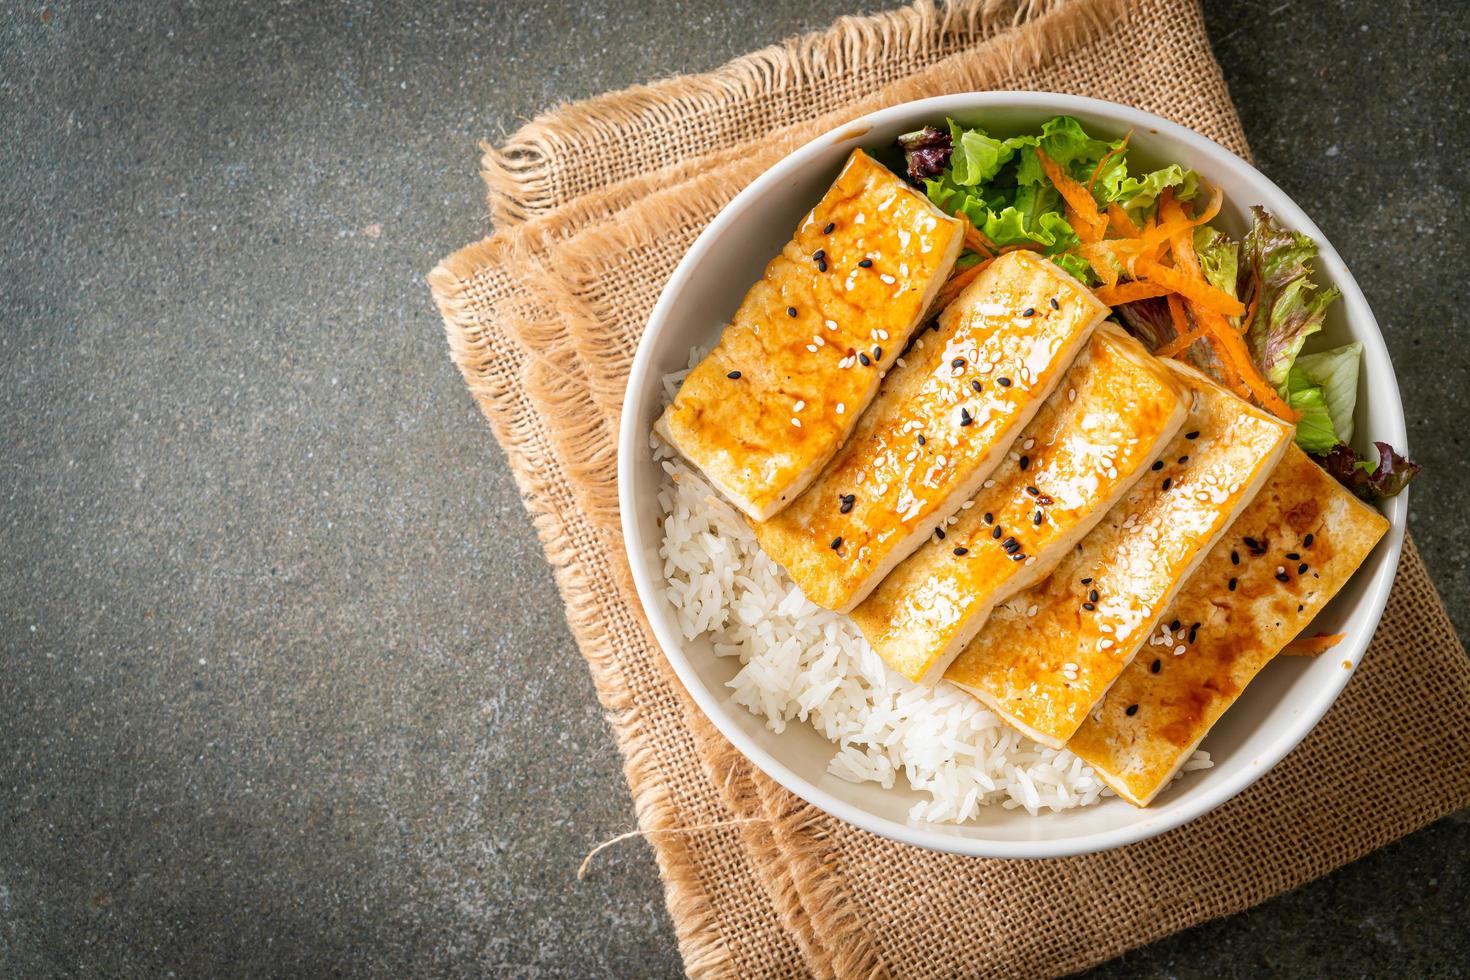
[[482, 0, 1083, 226]]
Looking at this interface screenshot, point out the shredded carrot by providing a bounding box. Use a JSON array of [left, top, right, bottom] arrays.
[[1165, 293, 1192, 344], [1132, 259, 1245, 317], [1107, 202, 1141, 238], [1281, 633, 1346, 656], [1034, 146, 1106, 243], [1089, 130, 1132, 197], [1156, 325, 1207, 358], [1093, 280, 1172, 306], [1160, 191, 1199, 273], [1134, 186, 1222, 265], [962, 223, 996, 258], [933, 258, 992, 310]]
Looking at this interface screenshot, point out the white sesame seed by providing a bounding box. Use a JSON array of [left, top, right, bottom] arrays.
[[1174, 644, 1186, 656], [961, 501, 974, 509], [879, 273, 897, 284], [836, 403, 845, 415], [983, 479, 996, 488], [806, 344, 818, 353], [813, 335, 825, 346], [793, 400, 805, 412], [1068, 388, 1077, 402], [876, 329, 889, 341], [896, 357, 907, 368], [791, 418, 801, 427], [1023, 438, 1035, 451], [1063, 662, 1079, 672], [1027, 604, 1039, 618], [1025, 556, 1036, 566], [904, 450, 918, 462], [824, 319, 838, 330], [915, 339, 924, 350], [1099, 638, 1115, 650]]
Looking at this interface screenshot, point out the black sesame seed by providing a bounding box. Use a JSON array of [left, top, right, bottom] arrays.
[[1276, 570, 1290, 583], [929, 320, 940, 333], [1081, 577, 1093, 585], [726, 370, 742, 379], [1242, 536, 1261, 551], [934, 527, 946, 540], [787, 306, 797, 317], [953, 547, 969, 556], [1178, 455, 1190, 464], [1185, 430, 1200, 439], [997, 377, 1012, 387], [1285, 552, 1300, 561], [1231, 550, 1240, 565], [971, 379, 983, 393], [1010, 553, 1026, 562], [858, 258, 873, 268], [1002, 536, 1018, 550], [1299, 562, 1309, 575], [1033, 511, 1043, 526], [813, 249, 825, 262], [1026, 485, 1040, 496], [859, 352, 871, 366], [1304, 533, 1314, 548], [1298, 603, 1305, 612], [1050, 297, 1060, 310], [983, 512, 993, 524], [1089, 589, 1099, 603], [991, 526, 1003, 539], [1082, 602, 1096, 611], [1151, 460, 1164, 471], [952, 357, 966, 368], [1169, 619, 1181, 631], [960, 407, 974, 427], [1228, 577, 1237, 591], [1022, 307, 1036, 317], [873, 346, 882, 361], [830, 536, 843, 550], [1019, 455, 1030, 471], [823, 222, 835, 234], [1162, 477, 1172, 492], [816, 258, 827, 272], [840, 498, 854, 514], [1151, 659, 1162, 673], [1188, 623, 1199, 643], [1125, 704, 1139, 717], [917, 434, 926, 446]]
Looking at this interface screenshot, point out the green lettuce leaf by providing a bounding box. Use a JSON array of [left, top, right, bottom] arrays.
[[1113, 164, 1199, 218], [1285, 375, 1340, 455], [1292, 342, 1361, 444], [1193, 225, 1239, 305], [1012, 116, 1120, 192], [1243, 206, 1342, 394], [946, 121, 1026, 186]]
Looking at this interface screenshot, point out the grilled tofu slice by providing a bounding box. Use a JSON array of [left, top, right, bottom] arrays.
[[655, 150, 964, 521], [850, 324, 1186, 683], [1068, 445, 1389, 806], [945, 363, 1294, 746], [753, 250, 1109, 616]]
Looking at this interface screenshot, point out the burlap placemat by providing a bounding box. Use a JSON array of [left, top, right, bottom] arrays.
[[430, 1, 1470, 975]]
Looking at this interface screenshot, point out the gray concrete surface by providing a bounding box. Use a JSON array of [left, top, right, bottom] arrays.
[[1, 0, 1466, 976]]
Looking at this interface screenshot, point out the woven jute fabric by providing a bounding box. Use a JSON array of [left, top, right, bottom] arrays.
[[430, 1, 1470, 975]]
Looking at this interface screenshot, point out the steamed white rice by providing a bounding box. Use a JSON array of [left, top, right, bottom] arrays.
[[654, 358, 1209, 822]]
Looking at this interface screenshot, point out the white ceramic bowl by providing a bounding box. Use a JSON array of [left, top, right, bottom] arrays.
[[618, 93, 1407, 858]]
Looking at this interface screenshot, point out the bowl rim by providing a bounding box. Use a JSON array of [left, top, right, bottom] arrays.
[[617, 91, 1408, 858]]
